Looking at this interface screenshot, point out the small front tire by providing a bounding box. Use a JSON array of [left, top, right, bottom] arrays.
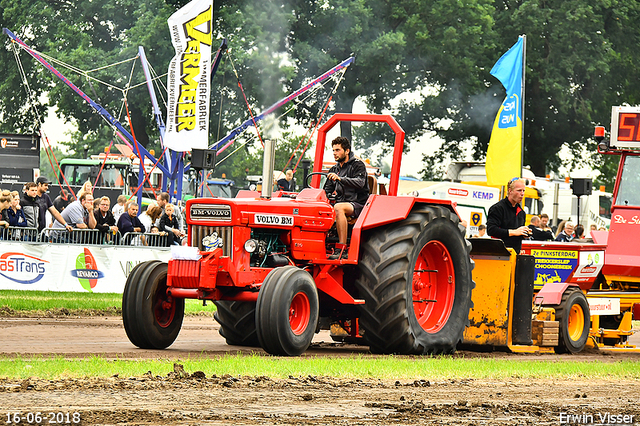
[[122, 261, 184, 349], [256, 266, 319, 356], [555, 288, 590, 354]]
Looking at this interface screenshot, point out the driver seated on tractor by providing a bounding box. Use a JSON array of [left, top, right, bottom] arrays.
[[323, 136, 369, 260]]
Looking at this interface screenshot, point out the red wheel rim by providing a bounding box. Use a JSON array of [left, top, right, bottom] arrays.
[[289, 291, 311, 335], [153, 280, 175, 328], [412, 240, 455, 333]]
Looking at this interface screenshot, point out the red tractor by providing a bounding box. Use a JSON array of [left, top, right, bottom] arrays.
[[123, 113, 475, 356]]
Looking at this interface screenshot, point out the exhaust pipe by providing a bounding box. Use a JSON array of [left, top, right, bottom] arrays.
[[261, 139, 276, 199]]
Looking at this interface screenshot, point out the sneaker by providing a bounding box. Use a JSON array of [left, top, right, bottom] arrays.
[[328, 247, 348, 260]]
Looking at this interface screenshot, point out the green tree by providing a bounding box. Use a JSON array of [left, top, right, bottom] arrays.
[[0, 0, 179, 156], [286, 0, 496, 153], [5, 0, 640, 189], [39, 146, 66, 183], [424, 0, 640, 181]]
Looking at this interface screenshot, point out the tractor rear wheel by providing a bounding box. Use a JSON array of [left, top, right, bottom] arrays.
[[354, 205, 474, 355], [122, 260, 184, 349], [214, 301, 259, 347], [256, 266, 319, 356], [555, 288, 590, 353]]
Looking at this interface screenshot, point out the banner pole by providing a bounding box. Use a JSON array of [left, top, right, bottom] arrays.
[[520, 34, 526, 177]]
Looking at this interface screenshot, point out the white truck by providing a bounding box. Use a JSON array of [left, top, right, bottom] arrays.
[[399, 180, 500, 237], [533, 178, 612, 230]]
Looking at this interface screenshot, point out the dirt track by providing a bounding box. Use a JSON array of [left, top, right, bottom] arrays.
[[2, 315, 640, 425]]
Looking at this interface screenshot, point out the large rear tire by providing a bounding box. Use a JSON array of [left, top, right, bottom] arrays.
[[555, 288, 590, 354], [256, 266, 319, 356], [354, 205, 474, 354], [214, 301, 259, 347], [122, 261, 184, 349]]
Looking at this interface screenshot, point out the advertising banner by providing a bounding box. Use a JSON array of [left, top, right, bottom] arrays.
[[164, 0, 214, 152], [0, 242, 171, 293], [531, 248, 579, 287]]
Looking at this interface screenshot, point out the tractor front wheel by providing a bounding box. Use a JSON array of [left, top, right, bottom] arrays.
[[555, 288, 590, 354], [256, 266, 319, 356], [122, 260, 184, 349]]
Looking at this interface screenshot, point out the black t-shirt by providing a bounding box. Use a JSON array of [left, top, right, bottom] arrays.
[[277, 178, 292, 191], [486, 197, 526, 252], [53, 194, 71, 212], [36, 193, 54, 232]]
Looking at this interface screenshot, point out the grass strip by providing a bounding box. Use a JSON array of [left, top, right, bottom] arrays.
[[1, 354, 640, 380], [0, 290, 212, 315]]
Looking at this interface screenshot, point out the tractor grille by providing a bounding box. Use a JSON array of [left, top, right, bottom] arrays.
[[189, 225, 233, 258]]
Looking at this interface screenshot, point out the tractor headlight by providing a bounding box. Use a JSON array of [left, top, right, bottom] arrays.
[[244, 239, 258, 253]]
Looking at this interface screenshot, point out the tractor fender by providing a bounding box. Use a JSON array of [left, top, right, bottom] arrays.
[[357, 196, 456, 231], [536, 282, 578, 306], [346, 197, 457, 262]]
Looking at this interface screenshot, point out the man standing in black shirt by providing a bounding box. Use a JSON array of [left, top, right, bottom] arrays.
[[35, 176, 72, 233], [94, 196, 118, 242], [487, 177, 531, 253], [324, 136, 369, 259], [528, 215, 554, 241], [277, 169, 294, 191]]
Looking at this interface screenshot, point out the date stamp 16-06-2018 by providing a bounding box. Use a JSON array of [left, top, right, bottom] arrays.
[[5, 411, 81, 425]]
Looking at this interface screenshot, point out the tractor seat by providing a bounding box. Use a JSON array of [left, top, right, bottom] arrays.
[[343, 176, 378, 225]]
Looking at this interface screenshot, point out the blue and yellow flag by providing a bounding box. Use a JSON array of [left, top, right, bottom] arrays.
[[486, 36, 524, 187]]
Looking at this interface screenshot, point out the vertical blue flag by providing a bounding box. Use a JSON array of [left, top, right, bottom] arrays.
[[486, 36, 524, 187]]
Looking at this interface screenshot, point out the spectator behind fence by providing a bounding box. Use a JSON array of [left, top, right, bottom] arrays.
[[76, 180, 93, 199], [0, 190, 12, 234], [471, 224, 489, 238], [155, 192, 183, 232], [554, 220, 567, 239], [20, 182, 40, 229], [139, 205, 163, 234], [555, 221, 575, 242], [528, 215, 554, 241], [159, 204, 184, 246], [117, 201, 146, 237], [112, 195, 127, 222], [277, 169, 294, 191], [35, 176, 72, 233], [94, 196, 118, 239], [52, 192, 96, 232], [53, 188, 71, 212], [6, 191, 27, 239]]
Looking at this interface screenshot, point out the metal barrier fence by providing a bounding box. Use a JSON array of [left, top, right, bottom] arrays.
[[0, 226, 171, 248], [121, 232, 169, 247], [0, 226, 39, 242]]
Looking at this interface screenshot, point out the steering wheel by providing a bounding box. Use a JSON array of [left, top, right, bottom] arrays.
[[305, 172, 328, 189]]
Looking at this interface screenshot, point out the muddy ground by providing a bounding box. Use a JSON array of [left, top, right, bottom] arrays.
[[1, 313, 640, 425]]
